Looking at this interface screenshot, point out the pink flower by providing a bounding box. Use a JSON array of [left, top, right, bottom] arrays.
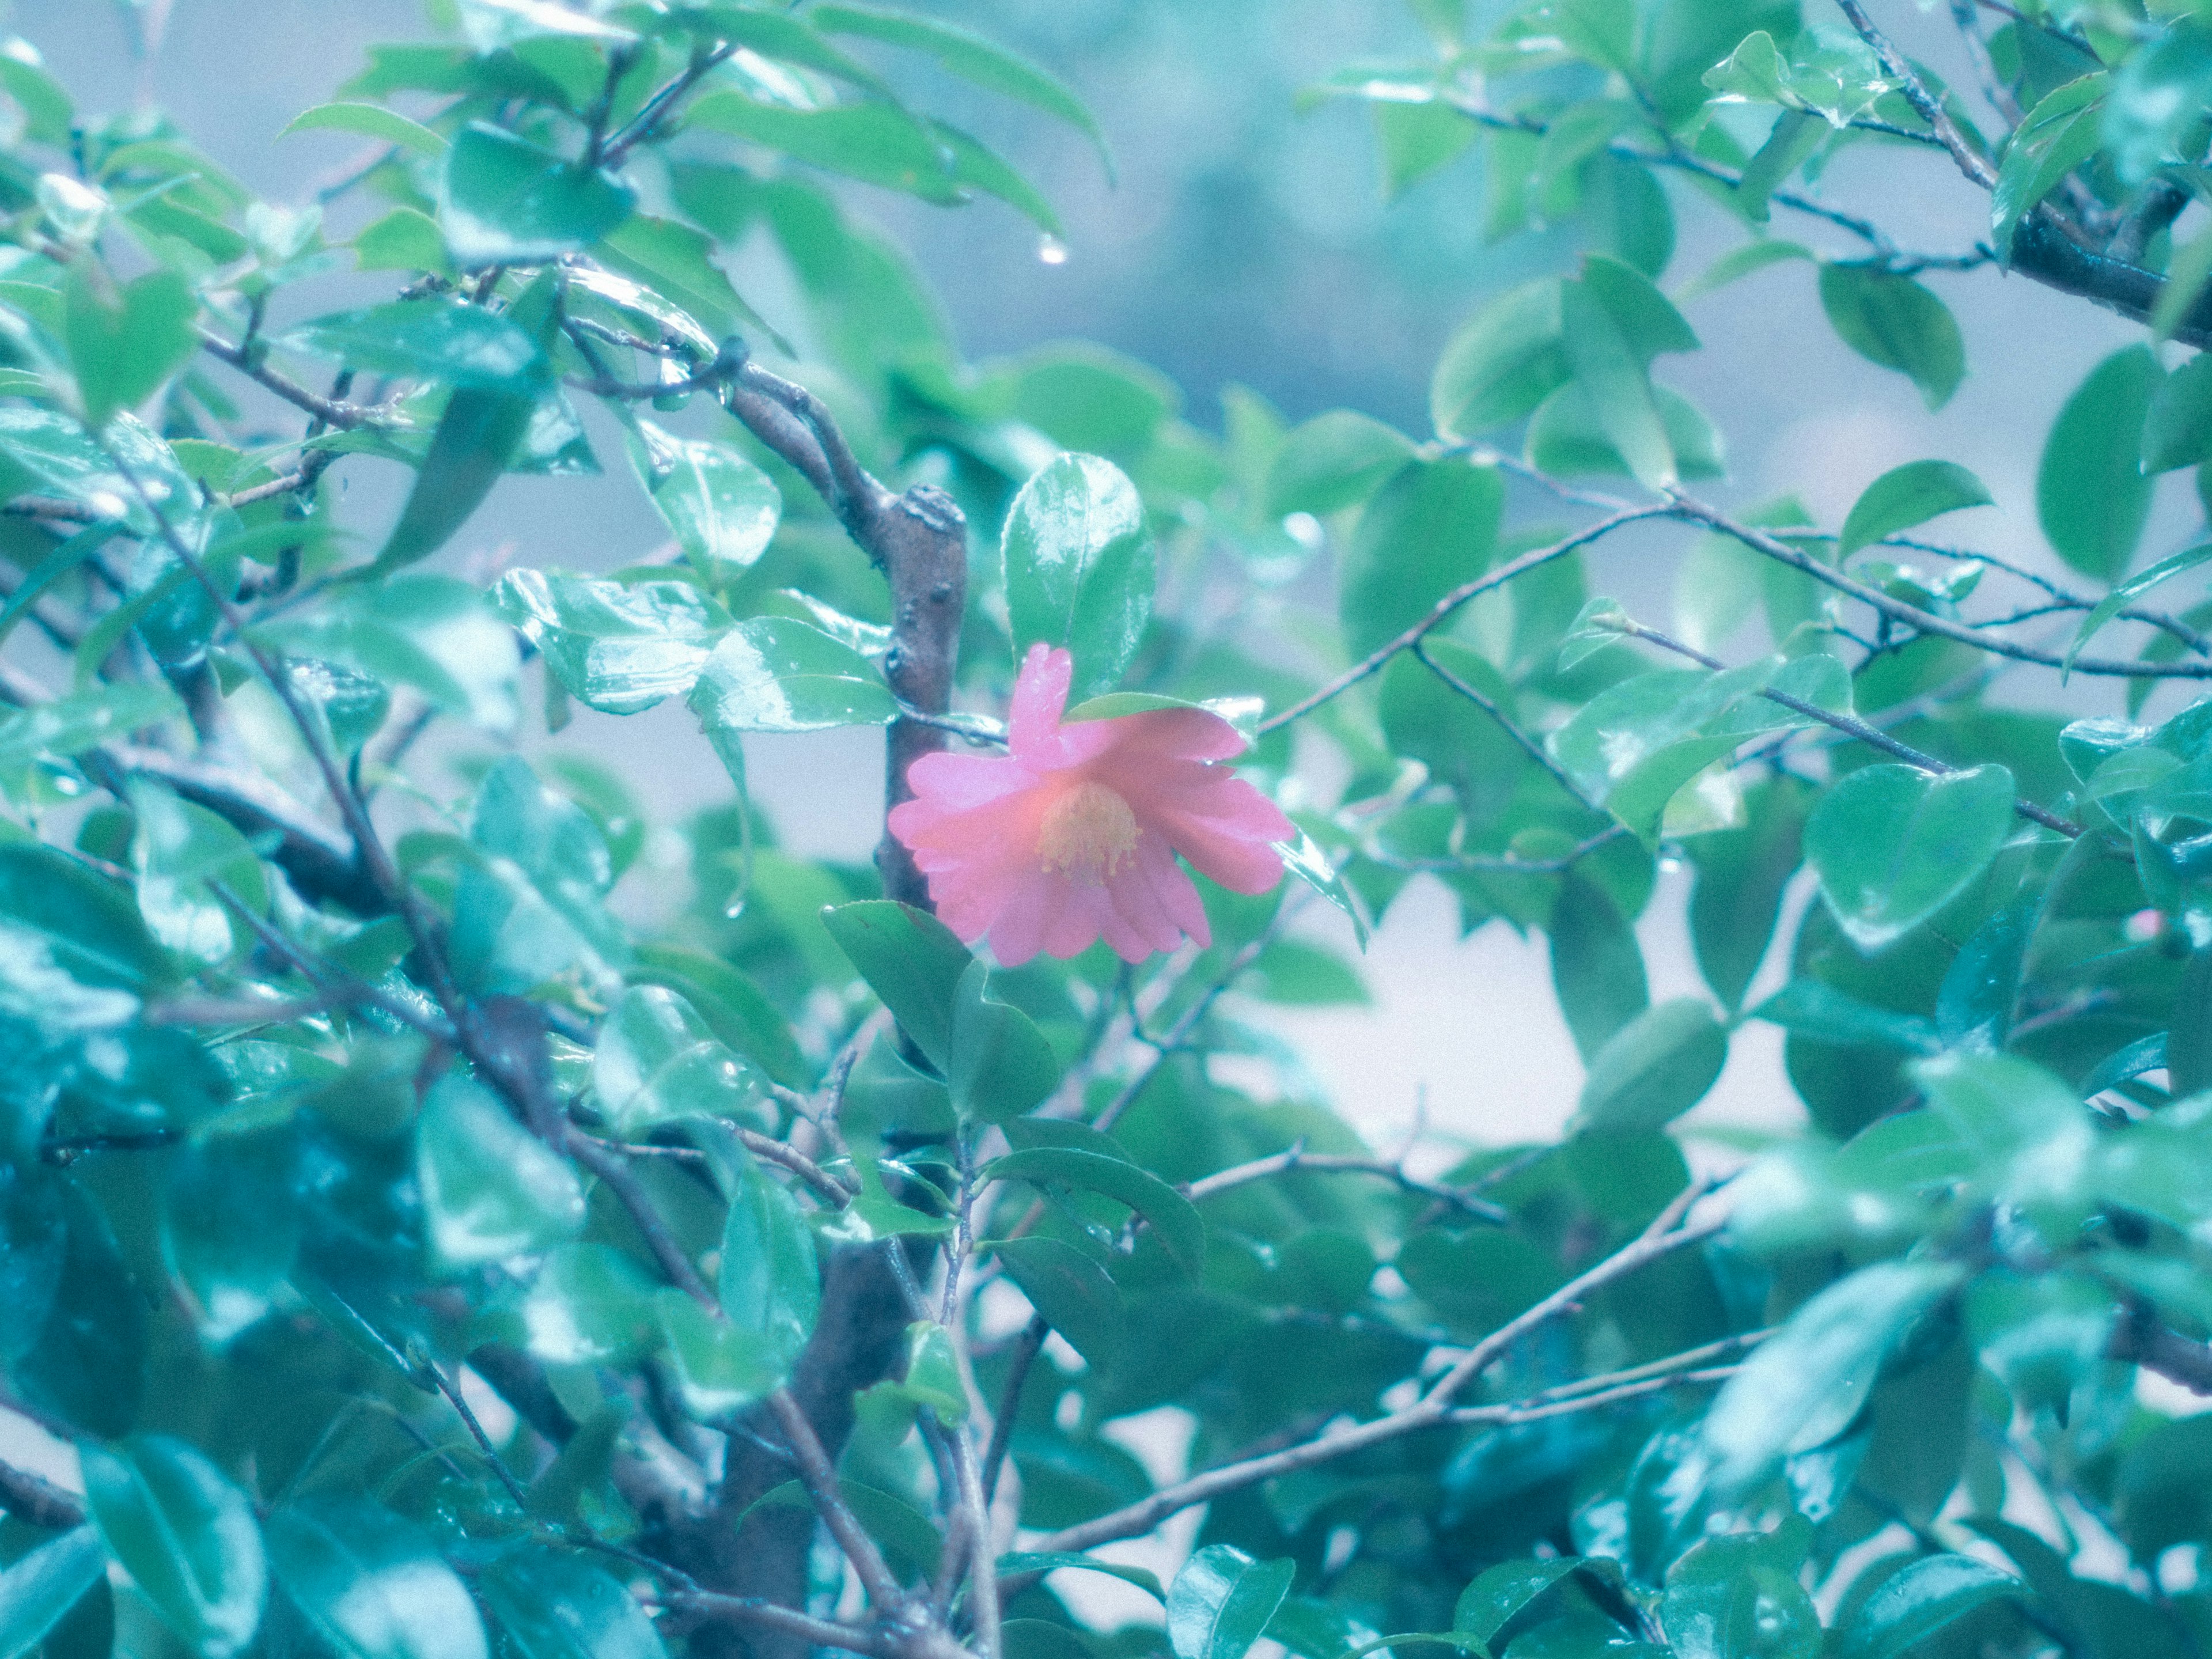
[[888, 645, 1293, 965]]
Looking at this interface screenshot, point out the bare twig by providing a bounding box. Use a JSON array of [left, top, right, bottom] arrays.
[[1183, 1143, 1510, 1224]]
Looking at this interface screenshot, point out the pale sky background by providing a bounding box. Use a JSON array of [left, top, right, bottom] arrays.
[[7, 0, 2192, 1158]]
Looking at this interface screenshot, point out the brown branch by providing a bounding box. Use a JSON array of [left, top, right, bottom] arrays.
[[100, 743, 385, 914], [1669, 495, 2212, 682], [1259, 507, 1668, 734], [1411, 639, 1598, 809], [1832, 0, 1999, 190], [2111, 1305, 2212, 1392], [0, 1457, 86, 1530], [665, 1590, 900, 1657], [980, 1314, 1048, 1507], [196, 331, 387, 429], [1608, 612, 2084, 838], [1183, 1144, 1510, 1224], [1028, 1199, 1725, 1554], [768, 1389, 909, 1609]]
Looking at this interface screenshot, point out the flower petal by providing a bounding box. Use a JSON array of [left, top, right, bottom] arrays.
[[1009, 643, 1074, 761]]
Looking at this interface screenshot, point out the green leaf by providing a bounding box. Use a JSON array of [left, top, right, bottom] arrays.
[[449, 756, 628, 997], [594, 214, 772, 344], [1576, 999, 1728, 1132], [493, 568, 722, 714], [281, 301, 544, 392], [1276, 830, 1370, 950], [128, 778, 264, 965], [439, 123, 633, 267], [1737, 109, 1827, 223], [1559, 277, 1672, 490], [1991, 75, 2106, 251], [63, 264, 196, 430], [819, 900, 974, 1073], [0, 1528, 107, 1659], [1674, 238, 1813, 301], [1749, 980, 1941, 1054], [1266, 410, 1414, 517], [1704, 1258, 1965, 1482], [1166, 1546, 1296, 1659], [1340, 459, 1502, 658], [373, 384, 539, 570], [628, 419, 782, 585], [521, 1244, 661, 1365], [592, 985, 761, 1137], [1804, 763, 2017, 950], [265, 1497, 488, 1659], [949, 960, 1061, 1123], [1836, 460, 1993, 558], [1429, 280, 1569, 438], [164, 1130, 301, 1345], [684, 92, 956, 201], [1661, 1526, 1820, 1659], [999, 1554, 1164, 1602], [415, 1073, 585, 1270], [1836, 1555, 2021, 1659], [810, 4, 1113, 177], [2143, 351, 2212, 474], [82, 1436, 264, 1659], [0, 679, 182, 776], [1817, 264, 1965, 411], [1002, 452, 1156, 698], [986, 1147, 1205, 1275], [1453, 1559, 1612, 1652], [0, 53, 74, 145], [687, 618, 896, 736], [1550, 872, 1649, 1063], [1685, 776, 1808, 1012], [2065, 540, 2212, 674], [259, 573, 520, 732], [2037, 345, 2156, 580], [279, 100, 448, 156], [719, 1156, 820, 1365], [991, 1234, 1122, 1363], [476, 1547, 666, 1659], [655, 1287, 781, 1417], [1525, 379, 1725, 483]]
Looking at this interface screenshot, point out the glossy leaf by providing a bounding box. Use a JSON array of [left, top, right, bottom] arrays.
[[592, 985, 761, 1136], [1805, 764, 2017, 950], [1166, 1546, 1296, 1659], [415, 1073, 585, 1269], [1002, 452, 1156, 697], [279, 100, 448, 156], [1340, 459, 1502, 658], [281, 302, 543, 391], [1430, 281, 1569, 438], [82, 1436, 265, 1659], [1266, 410, 1414, 517], [1705, 1259, 1965, 1482], [265, 1498, 488, 1659], [629, 420, 782, 585], [494, 568, 722, 715], [2066, 540, 2212, 673], [720, 1154, 822, 1362], [1836, 1555, 2021, 1659], [439, 123, 632, 266], [687, 618, 896, 735]]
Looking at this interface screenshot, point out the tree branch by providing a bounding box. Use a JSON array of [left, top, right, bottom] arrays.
[[0, 1457, 86, 1530], [1028, 1199, 1725, 1554], [1183, 1144, 1510, 1224]]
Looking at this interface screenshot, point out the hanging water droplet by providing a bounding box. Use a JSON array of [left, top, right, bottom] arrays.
[[1036, 234, 1069, 266]]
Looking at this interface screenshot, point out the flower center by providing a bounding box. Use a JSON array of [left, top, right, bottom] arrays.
[[1036, 780, 1139, 885]]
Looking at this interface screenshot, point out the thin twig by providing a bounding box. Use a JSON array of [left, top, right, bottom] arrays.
[[1183, 1143, 1509, 1224]]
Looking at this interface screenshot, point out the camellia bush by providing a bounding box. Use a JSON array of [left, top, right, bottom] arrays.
[[25, 0, 2212, 1655]]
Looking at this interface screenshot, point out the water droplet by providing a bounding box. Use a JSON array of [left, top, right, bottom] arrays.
[[1036, 235, 1069, 266]]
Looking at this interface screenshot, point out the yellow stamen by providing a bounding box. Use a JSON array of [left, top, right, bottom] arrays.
[[1037, 780, 1139, 885]]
